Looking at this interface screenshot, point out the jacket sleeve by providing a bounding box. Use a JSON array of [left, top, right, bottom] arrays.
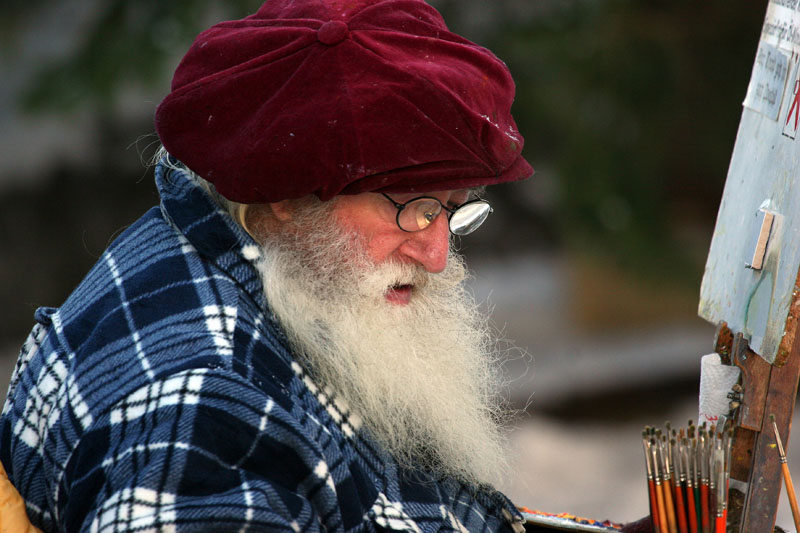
[[61, 368, 332, 532]]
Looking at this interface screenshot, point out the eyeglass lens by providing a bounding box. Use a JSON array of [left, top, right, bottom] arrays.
[[399, 199, 442, 232], [449, 201, 491, 235], [396, 198, 491, 235]]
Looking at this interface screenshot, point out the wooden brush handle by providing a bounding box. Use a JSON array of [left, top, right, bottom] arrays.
[[686, 486, 698, 533], [663, 479, 678, 533], [673, 484, 688, 533], [782, 462, 800, 532], [700, 484, 710, 533], [648, 480, 662, 533], [655, 482, 669, 533]]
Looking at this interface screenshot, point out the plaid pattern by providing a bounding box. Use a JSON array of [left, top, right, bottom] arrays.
[[0, 159, 523, 532]]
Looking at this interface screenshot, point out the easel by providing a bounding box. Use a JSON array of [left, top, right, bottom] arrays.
[[712, 319, 800, 530], [699, 3, 800, 530]]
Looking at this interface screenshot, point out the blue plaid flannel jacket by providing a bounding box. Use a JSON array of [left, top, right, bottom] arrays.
[[0, 160, 524, 532]]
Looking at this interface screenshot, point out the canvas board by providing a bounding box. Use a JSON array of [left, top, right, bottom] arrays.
[[699, 0, 800, 364]]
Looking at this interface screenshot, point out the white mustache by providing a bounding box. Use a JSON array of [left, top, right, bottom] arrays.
[[358, 261, 430, 299]]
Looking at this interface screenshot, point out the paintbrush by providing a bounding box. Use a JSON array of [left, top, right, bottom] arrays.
[[770, 414, 800, 532], [671, 437, 688, 533], [712, 433, 726, 533], [707, 434, 716, 531], [688, 420, 703, 530], [698, 428, 710, 533], [682, 436, 698, 533], [643, 430, 662, 533], [661, 436, 678, 533], [652, 438, 670, 533], [723, 427, 732, 531], [642, 421, 736, 533]]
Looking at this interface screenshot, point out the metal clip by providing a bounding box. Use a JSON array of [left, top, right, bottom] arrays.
[[732, 332, 747, 363], [728, 383, 744, 411]]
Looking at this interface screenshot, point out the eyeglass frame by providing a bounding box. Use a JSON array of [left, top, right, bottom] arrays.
[[381, 192, 493, 235]]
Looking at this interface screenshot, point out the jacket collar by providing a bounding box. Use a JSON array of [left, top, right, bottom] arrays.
[[155, 157, 267, 307]]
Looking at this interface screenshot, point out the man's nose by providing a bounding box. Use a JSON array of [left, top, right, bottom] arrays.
[[400, 214, 450, 273]]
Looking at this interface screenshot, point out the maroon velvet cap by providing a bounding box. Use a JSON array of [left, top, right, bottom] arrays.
[[155, 0, 533, 203]]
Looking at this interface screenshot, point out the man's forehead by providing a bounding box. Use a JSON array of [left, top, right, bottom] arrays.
[[376, 187, 483, 202]]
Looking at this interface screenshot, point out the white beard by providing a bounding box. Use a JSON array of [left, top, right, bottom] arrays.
[[253, 202, 512, 487]]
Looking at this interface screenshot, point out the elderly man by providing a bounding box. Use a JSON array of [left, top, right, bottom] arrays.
[[0, 0, 535, 531]]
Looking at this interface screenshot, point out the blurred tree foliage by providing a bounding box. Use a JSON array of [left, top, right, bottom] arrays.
[[436, 0, 767, 284], [6, 0, 263, 112], [6, 0, 768, 286]]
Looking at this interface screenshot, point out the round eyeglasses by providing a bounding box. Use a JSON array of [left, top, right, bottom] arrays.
[[382, 193, 493, 235]]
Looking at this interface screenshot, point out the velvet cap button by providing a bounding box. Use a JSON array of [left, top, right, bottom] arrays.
[[317, 20, 349, 45]]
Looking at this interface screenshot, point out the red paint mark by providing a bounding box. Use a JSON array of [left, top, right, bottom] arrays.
[[786, 79, 800, 131]]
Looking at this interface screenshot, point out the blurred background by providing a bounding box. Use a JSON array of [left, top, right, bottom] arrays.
[[4, 0, 799, 527]]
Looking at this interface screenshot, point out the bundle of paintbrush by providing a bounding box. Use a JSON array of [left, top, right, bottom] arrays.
[[641, 421, 733, 533]]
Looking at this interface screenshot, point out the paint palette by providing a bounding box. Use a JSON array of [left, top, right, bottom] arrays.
[[519, 507, 623, 532]]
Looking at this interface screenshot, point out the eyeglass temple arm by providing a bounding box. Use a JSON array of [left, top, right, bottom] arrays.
[[381, 193, 405, 209]]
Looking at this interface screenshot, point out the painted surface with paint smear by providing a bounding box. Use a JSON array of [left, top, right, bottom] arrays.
[[699, 0, 800, 364]]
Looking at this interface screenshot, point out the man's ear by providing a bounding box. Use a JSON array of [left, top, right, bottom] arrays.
[[268, 200, 295, 222], [238, 202, 286, 240]]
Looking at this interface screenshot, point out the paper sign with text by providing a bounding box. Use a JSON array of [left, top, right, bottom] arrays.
[[743, 41, 789, 120], [762, 1, 800, 54]]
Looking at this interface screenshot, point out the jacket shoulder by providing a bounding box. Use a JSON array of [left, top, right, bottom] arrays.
[[40, 207, 247, 412]]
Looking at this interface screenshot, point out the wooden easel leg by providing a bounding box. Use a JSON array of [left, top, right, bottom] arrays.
[[739, 338, 800, 531]]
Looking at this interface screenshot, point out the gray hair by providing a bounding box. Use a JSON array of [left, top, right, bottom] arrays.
[[152, 146, 248, 229]]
